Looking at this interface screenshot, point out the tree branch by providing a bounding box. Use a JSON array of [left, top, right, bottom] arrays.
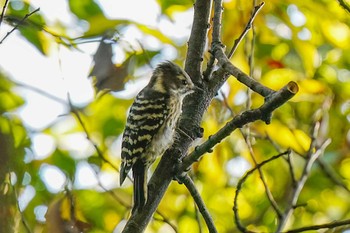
[[179, 174, 218, 233], [337, 0, 350, 14], [212, 0, 223, 44], [285, 218, 350, 233], [203, 0, 223, 80], [0, 7, 40, 44], [185, 0, 212, 82], [13, 80, 68, 105], [181, 81, 298, 171], [211, 44, 275, 97], [317, 157, 350, 192]]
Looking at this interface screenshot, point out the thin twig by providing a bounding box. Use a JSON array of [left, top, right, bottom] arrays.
[[92, 167, 130, 208], [317, 158, 350, 192], [12, 180, 33, 233], [69, 97, 134, 192], [0, 7, 40, 44], [180, 174, 218, 233], [204, 1, 264, 80], [153, 212, 178, 233], [233, 150, 291, 232], [13, 80, 68, 105], [276, 130, 332, 232], [243, 134, 282, 218], [194, 203, 203, 233], [337, 0, 350, 13], [227, 2, 264, 59], [264, 127, 297, 187], [285, 218, 350, 233], [0, 0, 9, 30], [68, 97, 120, 173], [285, 149, 297, 186]]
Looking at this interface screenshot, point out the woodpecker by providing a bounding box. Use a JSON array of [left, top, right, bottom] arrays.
[[120, 61, 195, 213]]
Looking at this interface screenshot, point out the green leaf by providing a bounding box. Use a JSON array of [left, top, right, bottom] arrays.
[[84, 17, 128, 37], [0, 75, 25, 112], [18, 28, 48, 54], [68, 0, 103, 20], [156, 0, 193, 18]]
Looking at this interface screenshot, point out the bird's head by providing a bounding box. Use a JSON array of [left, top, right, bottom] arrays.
[[149, 61, 195, 97]]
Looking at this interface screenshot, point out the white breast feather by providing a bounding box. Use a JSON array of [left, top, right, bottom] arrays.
[[147, 96, 182, 162]]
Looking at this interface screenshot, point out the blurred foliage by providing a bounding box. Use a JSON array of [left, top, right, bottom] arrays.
[[0, 73, 30, 232], [1, 0, 350, 232]]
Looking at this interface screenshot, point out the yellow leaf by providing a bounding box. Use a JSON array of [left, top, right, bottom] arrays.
[[178, 216, 199, 233], [322, 20, 350, 49], [340, 158, 350, 179], [271, 43, 290, 61], [290, 79, 329, 102], [104, 211, 120, 231], [261, 68, 301, 90], [292, 129, 311, 152], [298, 79, 327, 94], [264, 121, 309, 154]]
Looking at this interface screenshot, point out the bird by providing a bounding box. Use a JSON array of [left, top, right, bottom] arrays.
[[119, 61, 195, 213]]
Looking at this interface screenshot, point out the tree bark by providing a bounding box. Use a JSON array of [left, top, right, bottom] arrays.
[[0, 129, 16, 233]]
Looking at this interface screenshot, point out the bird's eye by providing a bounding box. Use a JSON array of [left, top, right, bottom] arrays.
[[181, 80, 188, 85]]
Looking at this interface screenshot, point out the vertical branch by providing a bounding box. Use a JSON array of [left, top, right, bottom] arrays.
[[211, 0, 223, 44], [227, 2, 264, 59], [185, 0, 212, 82], [203, 0, 224, 80]]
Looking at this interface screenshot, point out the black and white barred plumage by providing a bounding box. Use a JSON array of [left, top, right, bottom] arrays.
[[120, 61, 194, 213]]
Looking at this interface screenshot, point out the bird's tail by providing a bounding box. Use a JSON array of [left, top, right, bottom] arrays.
[[132, 161, 147, 214]]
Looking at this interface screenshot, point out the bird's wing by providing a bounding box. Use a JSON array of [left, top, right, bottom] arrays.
[[120, 91, 169, 184]]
